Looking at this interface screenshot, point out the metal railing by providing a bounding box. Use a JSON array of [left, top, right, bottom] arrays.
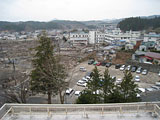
[[1, 102, 160, 119]]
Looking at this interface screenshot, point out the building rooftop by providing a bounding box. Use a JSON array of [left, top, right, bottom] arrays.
[[1, 102, 160, 120], [145, 52, 160, 60]]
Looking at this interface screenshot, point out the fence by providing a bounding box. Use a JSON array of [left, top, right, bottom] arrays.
[[1, 102, 160, 119]]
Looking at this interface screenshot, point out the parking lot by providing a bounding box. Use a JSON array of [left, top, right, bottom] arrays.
[[65, 61, 160, 103]]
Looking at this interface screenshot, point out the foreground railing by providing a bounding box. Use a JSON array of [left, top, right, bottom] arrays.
[[1, 102, 160, 119]]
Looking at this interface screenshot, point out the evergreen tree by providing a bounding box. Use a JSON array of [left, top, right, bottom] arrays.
[[76, 90, 94, 104], [120, 71, 140, 102], [77, 66, 102, 104], [30, 34, 68, 104], [87, 66, 102, 103], [101, 69, 115, 103], [107, 88, 123, 103]]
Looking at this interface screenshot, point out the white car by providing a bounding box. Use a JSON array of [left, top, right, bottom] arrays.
[[158, 71, 160, 77], [82, 77, 88, 82], [134, 75, 140, 82], [151, 86, 160, 90], [120, 65, 125, 71], [79, 67, 87, 72], [126, 65, 131, 71], [77, 80, 87, 87], [136, 93, 141, 98], [93, 90, 100, 95], [142, 69, 148, 75], [155, 82, 160, 86], [75, 91, 81, 96], [86, 76, 91, 80], [138, 88, 145, 93], [136, 67, 142, 74], [146, 88, 155, 92], [112, 76, 116, 80], [65, 88, 74, 95], [116, 78, 122, 84]]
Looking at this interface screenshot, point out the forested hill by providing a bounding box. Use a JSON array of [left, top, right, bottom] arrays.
[[0, 20, 87, 32], [117, 17, 160, 32]]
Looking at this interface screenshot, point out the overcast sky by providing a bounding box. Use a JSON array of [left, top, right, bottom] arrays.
[[0, 0, 160, 22]]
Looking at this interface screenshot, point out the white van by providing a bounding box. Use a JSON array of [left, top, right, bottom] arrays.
[[79, 67, 87, 72]]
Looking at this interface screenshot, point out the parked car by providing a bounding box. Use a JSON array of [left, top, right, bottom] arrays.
[[146, 88, 155, 92], [88, 59, 94, 65], [101, 62, 107, 66], [65, 88, 74, 95], [115, 64, 121, 69], [75, 91, 81, 96], [79, 67, 87, 72], [120, 65, 125, 71], [136, 67, 142, 74], [158, 71, 160, 77], [106, 62, 112, 67], [136, 93, 141, 98], [93, 90, 100, 95], [138, 88, 146, 93], [116, 78, 122, 84], [134, 75, 140, 82], [112, 76, 116, 80], [82, 77, 88, 82], [142, 69, 148, 75], [155, 82, 160, 86], [96, 62, 101, 66], [151, 86, 160, 90], [85, 76, 91, 80], [77, 80, 87, 87], [126, 65, 131, 71], [131, 66, 137, 72], [86, 72, 92, 77], [93, 61, 98, 65]]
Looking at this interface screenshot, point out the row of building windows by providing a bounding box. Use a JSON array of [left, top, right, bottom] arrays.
[[72, 35, 89, 38]]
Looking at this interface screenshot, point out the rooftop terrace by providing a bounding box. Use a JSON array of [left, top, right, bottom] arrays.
[[0, 102, 160, 120]]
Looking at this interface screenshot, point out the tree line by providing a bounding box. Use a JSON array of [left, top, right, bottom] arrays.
[[117, 17, 160, 32], [77, 66, 141, 104], [0, 20, 86, 32]]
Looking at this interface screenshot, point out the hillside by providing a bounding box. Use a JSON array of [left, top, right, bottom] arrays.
[[0, 20, 87, 32], [117, 16, 160, 32], [1, 15, 160, 32]]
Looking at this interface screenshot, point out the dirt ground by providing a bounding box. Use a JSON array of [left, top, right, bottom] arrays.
[[70, 61, 159, 90], [58, 61, 160, 103]]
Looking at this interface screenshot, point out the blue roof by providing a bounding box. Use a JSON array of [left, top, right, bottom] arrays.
[[119, 39, 126, 42]]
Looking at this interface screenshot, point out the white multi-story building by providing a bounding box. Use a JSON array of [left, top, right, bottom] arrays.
[[69, 32, 89, 45], [144, 32, 160, 43], [69, 29, 141, 46], [105, 30, 141, 41], [89, 31, 106, 44]]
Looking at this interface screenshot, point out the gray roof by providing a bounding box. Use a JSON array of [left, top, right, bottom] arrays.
[[145, 52, 160, 59]]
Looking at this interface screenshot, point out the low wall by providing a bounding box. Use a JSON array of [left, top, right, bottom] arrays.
[[126, 60, 160, 73], [1, 102, 160, 119]]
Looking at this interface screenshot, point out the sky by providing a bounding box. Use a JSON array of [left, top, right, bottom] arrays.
[[0, 0, 160, 22]]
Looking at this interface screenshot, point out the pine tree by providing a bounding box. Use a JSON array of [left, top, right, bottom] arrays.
[[76, 90, 94, 104], [101, 69, 115, 103], [120, 71, 140, 102], [87, 66, 102, 103], [30, 34, 68, 104]]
